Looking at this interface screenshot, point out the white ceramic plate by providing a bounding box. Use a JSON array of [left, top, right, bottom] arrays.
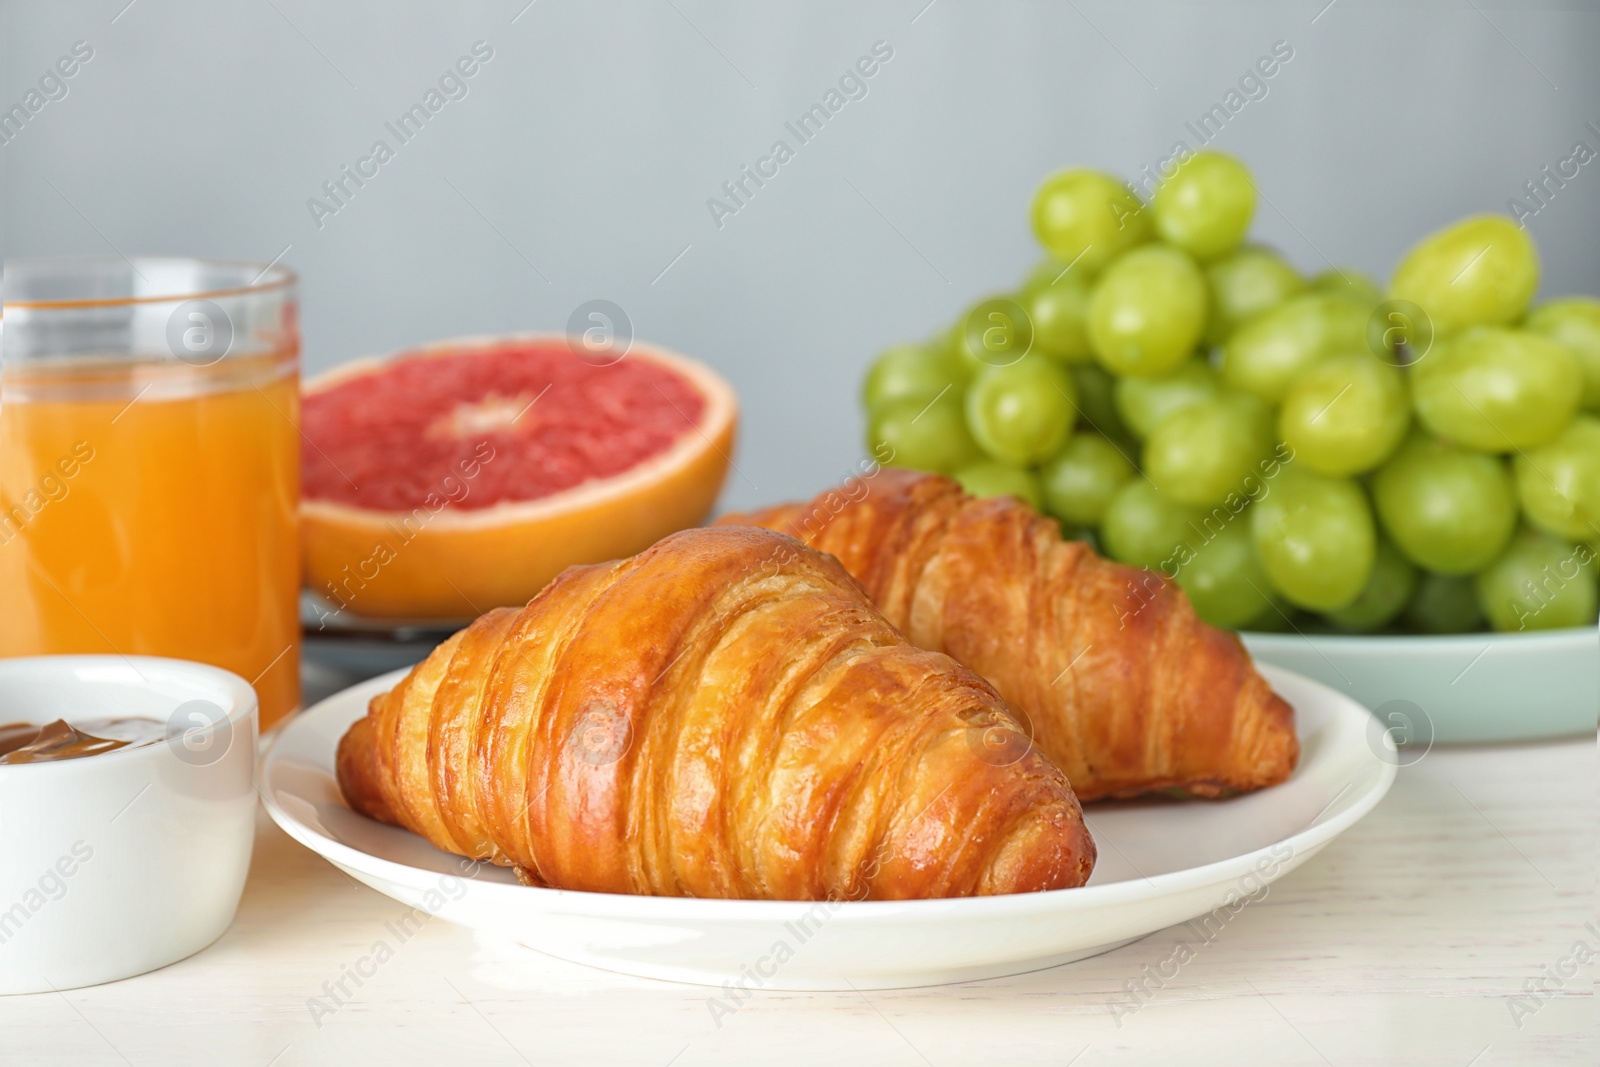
[[1243, 626, 1597, 745], [261, 664, 1393, 991]]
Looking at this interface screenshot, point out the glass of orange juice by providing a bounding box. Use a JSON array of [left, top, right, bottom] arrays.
[[1, 257, 301, 728]]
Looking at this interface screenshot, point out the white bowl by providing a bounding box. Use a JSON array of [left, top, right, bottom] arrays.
[[263, 663, 1393, 990], [1242, 626, 1598, 745], [0, 656, 258, 995]]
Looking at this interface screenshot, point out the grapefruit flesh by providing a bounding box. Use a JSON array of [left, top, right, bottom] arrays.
[[303, 343, 705, 510], [301, 335, 737, 620]]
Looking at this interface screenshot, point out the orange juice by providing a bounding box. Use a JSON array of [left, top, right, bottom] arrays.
[[0, 352, 301, 727]]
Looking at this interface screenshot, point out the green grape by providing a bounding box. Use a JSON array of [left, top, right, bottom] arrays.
[[1040, 433, 1136, 527], [943, 317, 979, 381], [1278, 353, 1410, 475], [1524, 297, 1600, 411], [1240, 601, 1293, 632], [861, 343, 962, 415], [1023, 274, 1094, 363], [1219, 293, 1368, 403], [1143, 394, 1272, 507], [1389, 214, 1539, 337], [1031, 169, 1151, 275], [1205, 246, 1304, 345], [1087, 245, 1208, 378], [1101, 480, 1202, 571], [1070, 525, 1103, 552], [1113, 357, 1220, 439], [1175, 521, 1275, 629], [953, 461, 1043, 510], [1022, 255, 1096, 293], [1475, 527, 1598, 632], [1151, 151, 1256, 262], [1366, 299, 1435, 366], [964, 357, 1076, 465], [1310, 268, 1382, 308], [1067, 363, 1134, 442], [1403, 573, 1485, 634], [1326, 536, 1417, 632], [867, 395, 980, 474], [1371, 432, 1516, 574], [1514, 415, 1600, 542], [949, 296, 1035, 377], [1411, 327, 1582, 451], [1250, 467, 1376, 611]]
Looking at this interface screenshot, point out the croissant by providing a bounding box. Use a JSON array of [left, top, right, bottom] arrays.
[[336, 525, 1095, 899], [718, 470, 1298, 801]]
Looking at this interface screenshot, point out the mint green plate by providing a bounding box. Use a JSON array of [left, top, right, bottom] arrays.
[[1241, 626, 1597, 744]]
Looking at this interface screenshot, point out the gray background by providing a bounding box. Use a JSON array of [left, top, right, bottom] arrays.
[[3, 0, 1597, 513]]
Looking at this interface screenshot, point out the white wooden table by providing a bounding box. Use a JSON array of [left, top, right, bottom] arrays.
[[2, 663, 1593, 1066]]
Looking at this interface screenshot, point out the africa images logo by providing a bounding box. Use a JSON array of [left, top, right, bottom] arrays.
[[306, 41, 496, 229]]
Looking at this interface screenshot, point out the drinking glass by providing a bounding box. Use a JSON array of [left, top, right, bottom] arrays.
[[1, 257, 301, 727]]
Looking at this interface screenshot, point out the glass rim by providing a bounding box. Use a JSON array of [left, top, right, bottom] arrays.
[[2, 256, 297, 310]]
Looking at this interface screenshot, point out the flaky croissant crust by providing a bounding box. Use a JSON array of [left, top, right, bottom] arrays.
[[719, 470, 1299, 801], [337, 525, 1095, 900]]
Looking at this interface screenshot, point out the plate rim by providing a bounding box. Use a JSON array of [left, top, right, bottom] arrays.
[[261, 662, 1395, 921], [1240, 624, 1596, 651]]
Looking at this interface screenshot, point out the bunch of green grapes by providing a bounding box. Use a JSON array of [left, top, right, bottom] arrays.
[[861, 152, 1600, 635]]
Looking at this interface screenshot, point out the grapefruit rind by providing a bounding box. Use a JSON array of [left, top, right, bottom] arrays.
[[301, 333, 737, 619]]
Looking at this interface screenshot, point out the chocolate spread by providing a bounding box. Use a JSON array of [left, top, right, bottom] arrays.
[[0, 718, 166, 764]]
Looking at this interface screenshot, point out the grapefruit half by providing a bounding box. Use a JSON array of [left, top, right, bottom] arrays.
[[301, 333, 737, 619]]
